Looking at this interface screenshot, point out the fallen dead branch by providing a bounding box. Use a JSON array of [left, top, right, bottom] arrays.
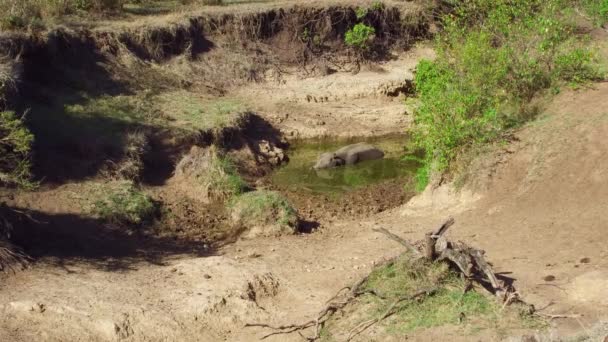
[[536, 313, 582, 320], [246, 218, 530, 341], [246, 275, 372, 340], [372, 227, 422, 258]]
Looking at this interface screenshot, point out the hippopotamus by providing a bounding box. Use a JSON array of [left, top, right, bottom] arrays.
[[313, 143, 384, 170]]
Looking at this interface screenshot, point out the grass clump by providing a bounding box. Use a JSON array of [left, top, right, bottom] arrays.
[[0, 111, 35, 189], [92, 180, 156, 226], [229, 190, 298, 238], [174, 146, 247, 203], [153, 91, 247, 131], [411, 0, 605, 190], [325, 256, 542, 338], [0, 0, 124, 30], [580, 0, 608, 25], [363, 259, 494, 333]]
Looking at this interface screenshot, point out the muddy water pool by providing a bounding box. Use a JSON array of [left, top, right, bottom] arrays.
[[270, 135, 420, 195]]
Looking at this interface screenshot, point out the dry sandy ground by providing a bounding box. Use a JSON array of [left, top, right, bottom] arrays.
[[237, 45, 434, 139], [1, 82, 608, 341]]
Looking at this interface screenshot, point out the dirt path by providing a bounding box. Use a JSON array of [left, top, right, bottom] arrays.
[[2, 84, 608, 342]]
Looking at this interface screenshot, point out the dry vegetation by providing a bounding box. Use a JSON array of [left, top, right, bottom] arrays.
[[174, 145, 248, 203], [249, 219, 542, 340]]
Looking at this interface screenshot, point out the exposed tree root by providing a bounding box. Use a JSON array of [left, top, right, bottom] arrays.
[[246, 218, 531, 341]]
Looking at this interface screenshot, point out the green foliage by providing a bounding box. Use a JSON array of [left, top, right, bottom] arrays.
[[411, 0, 604, 190], [331, 255, 544, 338], [209, 154, 247, 199], [345, 23, 376, 49], [371, 1, 384, 11], [93, 181, 156, 226], [362, 257, 496, 333], [554, 48, 604, 85], [581, 0, 608, 25], [175, 146, 247, 202], [230, 190, 298, 231], [0, 111, 35, 189], [355, 7, 368, 20]]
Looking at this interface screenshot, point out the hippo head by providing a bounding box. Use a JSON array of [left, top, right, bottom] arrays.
[[313, 152, 345, 170]]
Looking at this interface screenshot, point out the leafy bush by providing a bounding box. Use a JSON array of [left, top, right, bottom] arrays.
[[411, 0, 604, 189], [0, 111, 35, 189], [93, 181, 156, 226], [345, 23, 376, 50]]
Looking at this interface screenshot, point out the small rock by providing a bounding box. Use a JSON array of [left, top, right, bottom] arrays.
[[543, 275, 556, 282], [203, 274, 212, 279], [580, 257, 591, 264]]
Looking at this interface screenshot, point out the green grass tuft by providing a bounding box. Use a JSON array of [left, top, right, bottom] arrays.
[[581, 0, 608, 26], [351, 256, 544, 337], [208, 154, 248, 199], [174, 146, 247, 202], [229, 190, 298, 236], [92, 181, 157, 226]]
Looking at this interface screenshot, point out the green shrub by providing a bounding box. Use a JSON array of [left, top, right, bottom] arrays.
[[345, 23, 376, 49], [92, 181, 156, 226], [411, 0, 604, 190], [0, 111, 35, 189]]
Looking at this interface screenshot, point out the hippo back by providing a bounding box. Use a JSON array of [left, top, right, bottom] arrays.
[[335, 143, 384, 165]]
